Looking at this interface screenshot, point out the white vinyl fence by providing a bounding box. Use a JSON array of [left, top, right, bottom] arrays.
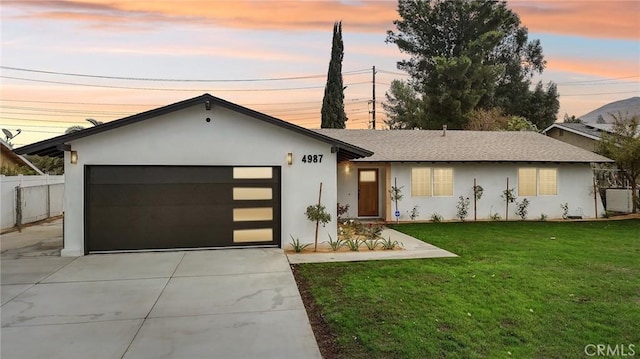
[[1, 175, 64, 231]]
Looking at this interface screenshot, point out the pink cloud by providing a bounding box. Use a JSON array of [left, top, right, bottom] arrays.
[[4, 0, 397, 33], [510, 0, 640, 40], [548, 57, 640, 79], [6, 0, 638, 41]]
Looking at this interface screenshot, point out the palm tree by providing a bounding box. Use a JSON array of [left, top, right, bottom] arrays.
[[65, 118, 103, 134]]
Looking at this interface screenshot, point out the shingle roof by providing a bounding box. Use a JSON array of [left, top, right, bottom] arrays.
[[314, 129, 613, 163], [543, 122, 613, 140]]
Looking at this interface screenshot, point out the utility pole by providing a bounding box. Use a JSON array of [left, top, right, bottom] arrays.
[[371, 65, 376, 129]]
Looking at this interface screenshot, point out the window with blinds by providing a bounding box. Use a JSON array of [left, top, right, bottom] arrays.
[[538, 168, 557, 195], [411, 168, 431, 196], [518, 168, 557, 196], [433, 168, 453, 196], [518, 168, 537, 196], [411, 167, 453, 197]]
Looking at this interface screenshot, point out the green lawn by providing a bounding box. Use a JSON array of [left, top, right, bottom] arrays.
[[296, 220, 640, 358]]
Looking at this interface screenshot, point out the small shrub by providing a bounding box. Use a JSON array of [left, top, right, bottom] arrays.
[[489, 212, 501, 221], [539, 213, 548, 221], [305, 204, 331, 227], [379, 236, 403, 250], [344, 238, 361, 251], [389, 185, 404, 202], [456, 196, 470, 221], [289, 235, 311, 253], [337, 203, 350, 220], [560, 202, 569, 219], [363, 239, 379, 251], [364, 222, 383, 239], [431, 213, 443, 223], [515, 198, 530, 220], [325, 234, 344, 251], [473, 184, 484, 200], [408, 205, 420, 220], [502, 188, 516, 203]]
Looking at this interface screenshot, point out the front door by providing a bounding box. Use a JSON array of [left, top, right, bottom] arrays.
[[358, 169, 379, 217]]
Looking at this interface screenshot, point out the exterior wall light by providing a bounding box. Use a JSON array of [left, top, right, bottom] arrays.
[[287, 152, 293, 165], [70, 151, 78, 164]]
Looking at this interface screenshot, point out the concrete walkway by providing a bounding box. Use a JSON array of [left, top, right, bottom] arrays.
[[286, 228, 458, 264], [1, 222, 321, 359]]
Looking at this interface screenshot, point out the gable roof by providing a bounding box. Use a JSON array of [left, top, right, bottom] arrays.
[[14, 94, 372, 161], [0, 139, 45, 174], [542, 122, 613, 141], [315, 129, 613, 163]]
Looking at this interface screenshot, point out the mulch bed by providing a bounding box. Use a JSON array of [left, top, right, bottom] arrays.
[[290, 264, 340, 359]]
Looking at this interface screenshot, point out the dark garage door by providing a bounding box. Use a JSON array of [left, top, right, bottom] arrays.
[[86, 165, 280, 253]]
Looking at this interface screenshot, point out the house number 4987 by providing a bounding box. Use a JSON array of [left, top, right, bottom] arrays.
[[301, 154, 323, 163]]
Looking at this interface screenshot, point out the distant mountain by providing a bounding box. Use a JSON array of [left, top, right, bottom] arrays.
[[579, 97, 640, 123]]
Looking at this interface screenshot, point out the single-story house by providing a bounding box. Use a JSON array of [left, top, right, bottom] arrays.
[[15, 94, 612, 256], [542, 122, 614, 152], [1, 138, 44, 175]]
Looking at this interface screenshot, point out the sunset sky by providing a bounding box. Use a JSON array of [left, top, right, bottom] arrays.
[[1, 0, 639, 147]]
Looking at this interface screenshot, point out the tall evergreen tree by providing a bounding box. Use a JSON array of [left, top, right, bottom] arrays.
[[321, 21, 347, 128], [385, 0, 558, 129]]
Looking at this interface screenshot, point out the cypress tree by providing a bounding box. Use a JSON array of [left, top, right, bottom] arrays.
[[321, 21, 347, 128]]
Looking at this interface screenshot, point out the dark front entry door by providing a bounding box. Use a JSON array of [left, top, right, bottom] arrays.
[[85, 165, 280, 253], [358, 169, 379, 217]]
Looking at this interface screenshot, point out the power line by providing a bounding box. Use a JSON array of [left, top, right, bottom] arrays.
[[0, 98, 161, 107], [561, 90, 640, 97], [0, 66, 371, 82], [1, 112, 119, 118], [556, 75, 640, 85], [1, 76, 370, 92], [377, 69, 410, 76], [2, 105, 132, 115], [0, 97, 370, 107]]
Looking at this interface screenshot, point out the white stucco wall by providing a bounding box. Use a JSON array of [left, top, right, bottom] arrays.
[[338, 162, 603, 221], [62, 104, 337, 256]]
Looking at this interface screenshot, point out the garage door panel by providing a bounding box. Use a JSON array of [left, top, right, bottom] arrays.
[[90, 184, 234, 206], [89, 166, 235, 184], [86, 166, 280, 253]]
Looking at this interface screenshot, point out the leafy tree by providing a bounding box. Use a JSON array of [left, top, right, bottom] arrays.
[[385, 0, 557, 129], [506, 116, 537, 131], [563, 114, 582, 123], [321, 21, 347, 128], [465, 108, 536, 131], [517, 81, 559, 129], [24, 155, 64, 175], [465, 108, 510, 130], [0, 165, 37, 175], [383, 79, 426, 129], [597, 113, 640, 213]]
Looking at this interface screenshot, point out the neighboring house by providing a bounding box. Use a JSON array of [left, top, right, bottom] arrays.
[[15, 94, 612, 256], [0, 138, 44, 175], [542, 122, 614, 152]]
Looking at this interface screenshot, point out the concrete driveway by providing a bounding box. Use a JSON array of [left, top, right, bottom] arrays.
[[1, 227, 321, 359]]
